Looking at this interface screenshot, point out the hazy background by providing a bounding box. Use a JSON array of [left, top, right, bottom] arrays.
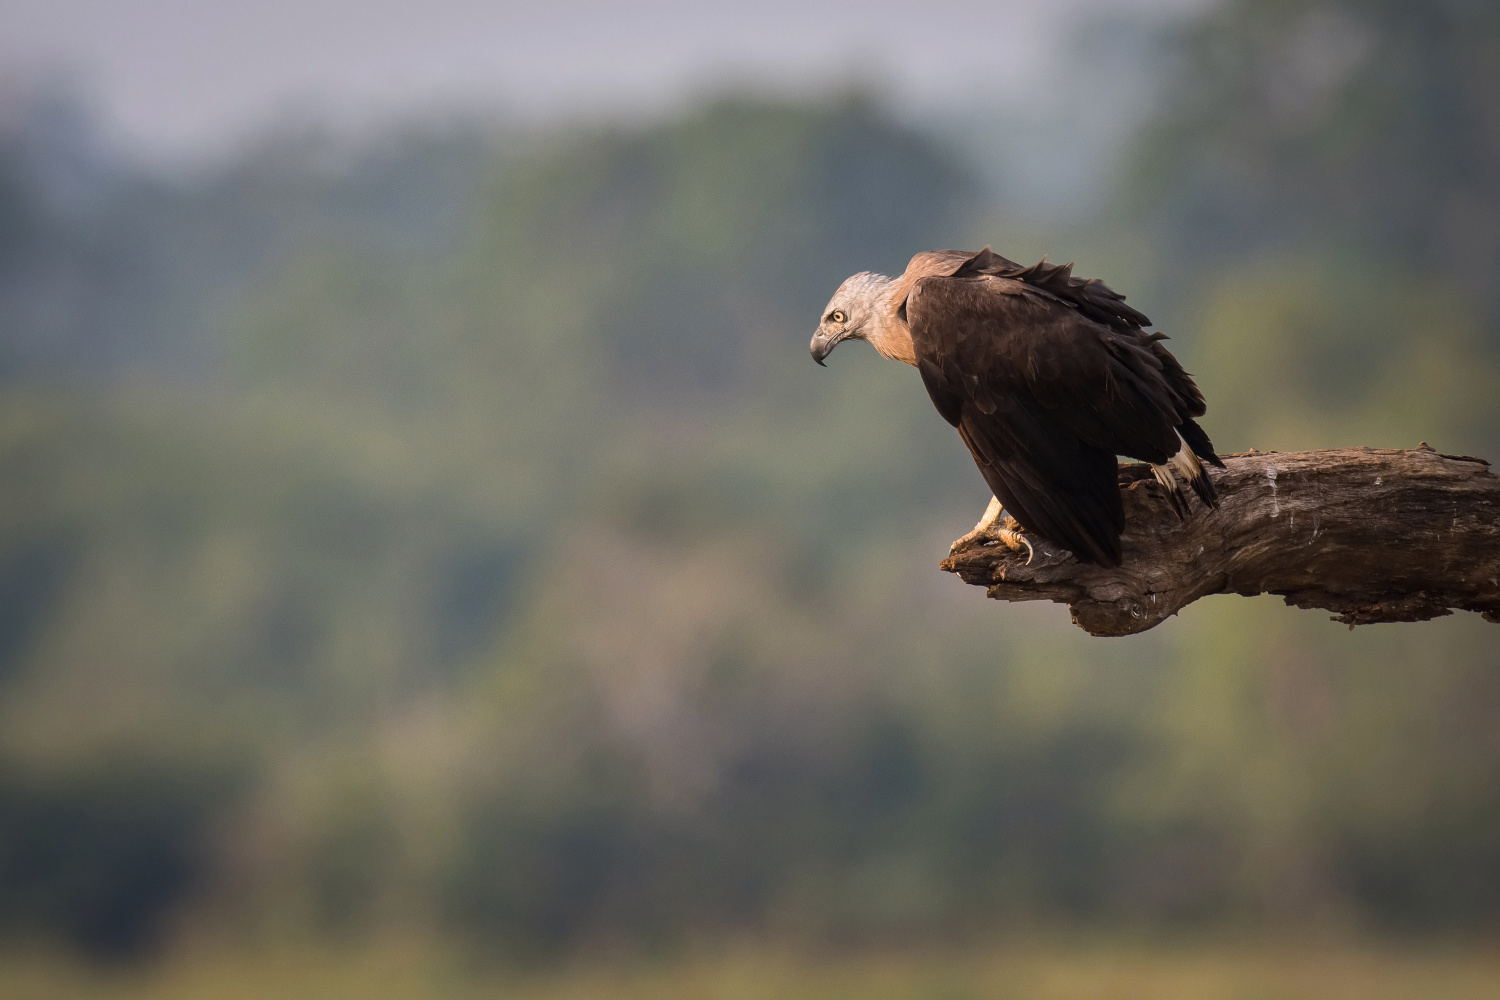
[[1, 0, 1498, 996]]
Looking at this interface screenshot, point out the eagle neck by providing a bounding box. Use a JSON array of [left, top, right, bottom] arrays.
[[864, 277, 917, 366]]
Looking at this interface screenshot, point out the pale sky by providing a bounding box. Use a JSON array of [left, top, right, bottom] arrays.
[[0, 0, 1205, 163]]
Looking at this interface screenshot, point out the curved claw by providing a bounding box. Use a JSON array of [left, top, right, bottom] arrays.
[[949, 521, 1034, 565], [998, 528, 1035, 566], [950, 500, 1034, 564]]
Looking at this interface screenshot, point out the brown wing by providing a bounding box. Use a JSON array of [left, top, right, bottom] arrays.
[[907, 269, 1217, 566], [952, 246, 1154, 333]]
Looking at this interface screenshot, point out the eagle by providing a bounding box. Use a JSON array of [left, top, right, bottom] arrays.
[[809, 247, 1223, 566]]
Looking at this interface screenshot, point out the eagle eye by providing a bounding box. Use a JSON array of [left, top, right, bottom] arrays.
[[830, 310, 847, 324]]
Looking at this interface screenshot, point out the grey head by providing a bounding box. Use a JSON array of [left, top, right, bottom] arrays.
[[809, 271, 892, 366]]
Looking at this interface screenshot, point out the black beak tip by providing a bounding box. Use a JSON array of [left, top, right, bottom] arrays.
[[810, 333, 835, 366]]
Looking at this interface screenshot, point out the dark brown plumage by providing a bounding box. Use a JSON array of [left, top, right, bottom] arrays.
[[810, 247, 1224, 566]]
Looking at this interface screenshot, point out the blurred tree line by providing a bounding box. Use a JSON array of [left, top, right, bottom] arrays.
[[0, 0, 1497, 962]]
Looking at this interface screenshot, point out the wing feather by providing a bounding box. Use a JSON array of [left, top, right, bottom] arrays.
[[907, 264, 1220, 566]]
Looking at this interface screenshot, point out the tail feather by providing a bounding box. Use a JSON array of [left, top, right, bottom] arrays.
[[1150, 464, 1188, 520], [1179, 418, 1225, 469], [1170, 431, 1218, 510], [1185, 460, 1218, 509]]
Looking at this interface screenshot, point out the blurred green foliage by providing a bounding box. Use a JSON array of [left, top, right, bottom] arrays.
[[0, 0, 1497, 968], [1135, 0, 1500, 324]]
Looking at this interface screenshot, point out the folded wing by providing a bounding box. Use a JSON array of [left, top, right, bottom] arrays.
[[907, 261, 1219, 566]]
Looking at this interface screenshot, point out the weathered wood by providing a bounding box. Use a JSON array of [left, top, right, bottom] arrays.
[[940, 445, 1500, 636]]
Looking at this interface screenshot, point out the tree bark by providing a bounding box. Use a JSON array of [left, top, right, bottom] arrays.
[[940, 445, 1500, 636]]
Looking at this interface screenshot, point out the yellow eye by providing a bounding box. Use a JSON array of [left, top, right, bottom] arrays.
[[830, 310, 846, 323]]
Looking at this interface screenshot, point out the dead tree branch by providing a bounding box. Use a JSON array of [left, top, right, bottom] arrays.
[[940, 446, 1500, 636]]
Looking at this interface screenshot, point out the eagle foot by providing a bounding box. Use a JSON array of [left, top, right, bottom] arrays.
[[950, 497, 1035, 565]]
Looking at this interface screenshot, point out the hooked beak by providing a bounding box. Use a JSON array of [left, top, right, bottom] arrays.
[[809, 329, 842, 366]]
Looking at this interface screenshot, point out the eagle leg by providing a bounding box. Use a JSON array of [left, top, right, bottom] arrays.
[[950, 496, 1035, 565]]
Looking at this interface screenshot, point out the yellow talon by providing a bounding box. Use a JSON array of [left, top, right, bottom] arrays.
[[950, 498, 1033, 564]]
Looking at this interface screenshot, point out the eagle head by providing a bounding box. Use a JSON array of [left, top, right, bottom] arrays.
[[810, 271, 888, 366]]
